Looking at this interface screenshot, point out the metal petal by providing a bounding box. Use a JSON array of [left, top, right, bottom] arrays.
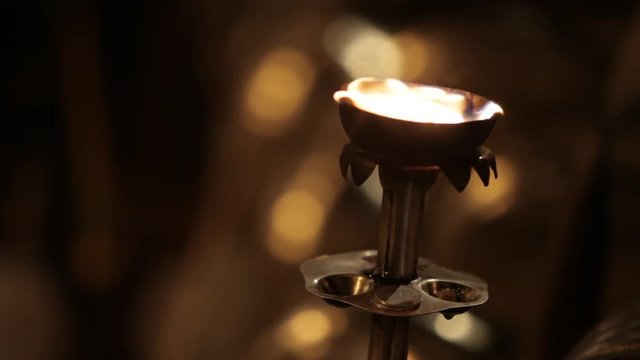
[[474, 161, 491, 186], [350, 161, 376, 186], [339, 142, 377, 185], [442, 163, 472, 192], [474, 147, 495, 186]]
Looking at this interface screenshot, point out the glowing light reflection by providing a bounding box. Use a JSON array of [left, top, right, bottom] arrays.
[[243, 48, 315, 137]]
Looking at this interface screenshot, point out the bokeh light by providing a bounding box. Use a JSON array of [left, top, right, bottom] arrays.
[[266, 153, 344, 263], [324, 16, 402, 79], [393, 32, 430, 81], [283, 309, 332, 346], [275, 306, 347, 359], [422, 313, 493, 352], [269, 189, 325, 256], [407, 348, 422, 360], [243, 47, 315, 137], [434, 313, 473, 342], [324, 18, 433, 82]]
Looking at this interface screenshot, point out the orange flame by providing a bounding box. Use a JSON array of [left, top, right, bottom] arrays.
[[334, 78, 503, 124]]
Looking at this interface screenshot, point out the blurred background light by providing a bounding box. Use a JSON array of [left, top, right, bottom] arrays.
[[275, 305, 347, 359], [279, 308, 332, 347], [420, 313, 494, 352], [243, 47, 316, 137], [324, 18, 431, 81], [407, 348, 421, 360], [266, 152, 344, 263], [434, 313, 473, 342], [269, 189, 325, 256], [323, 16, 402, 79], [393, 32, 430, 81]]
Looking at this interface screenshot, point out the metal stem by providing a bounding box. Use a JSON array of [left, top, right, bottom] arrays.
[[368, 315, 410, 360], [376, 180, 426, 282], [367, 167, 436, 360]]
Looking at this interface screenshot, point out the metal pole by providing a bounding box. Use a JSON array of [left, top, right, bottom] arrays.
[[367, 167, 436, 360], [368, 315, 410, 360]]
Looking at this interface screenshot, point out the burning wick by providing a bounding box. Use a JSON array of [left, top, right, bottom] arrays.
[[334, 78, 502, 124]]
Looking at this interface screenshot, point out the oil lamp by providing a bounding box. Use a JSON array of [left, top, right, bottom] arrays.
[[300, 78, 504, 360]]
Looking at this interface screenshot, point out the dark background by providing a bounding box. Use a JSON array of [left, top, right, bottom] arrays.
[[2, 1, 640, 359]]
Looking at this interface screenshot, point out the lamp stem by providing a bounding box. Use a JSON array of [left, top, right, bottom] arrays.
[[367, 167, 437, 360]]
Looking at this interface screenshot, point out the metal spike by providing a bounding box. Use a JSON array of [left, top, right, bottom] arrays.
[[442, 163, 472, 192], [350, 161, 376, 186], [339, 150, 349, 179], [474, 161, 491, 186], [476, 146, 497, 183], [339, 143, 361, 179], [490, 157, 498, 179]]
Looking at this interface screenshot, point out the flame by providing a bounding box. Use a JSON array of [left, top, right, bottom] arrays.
[[476, 101, 504, 121], [334, 78, 503, 124]]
